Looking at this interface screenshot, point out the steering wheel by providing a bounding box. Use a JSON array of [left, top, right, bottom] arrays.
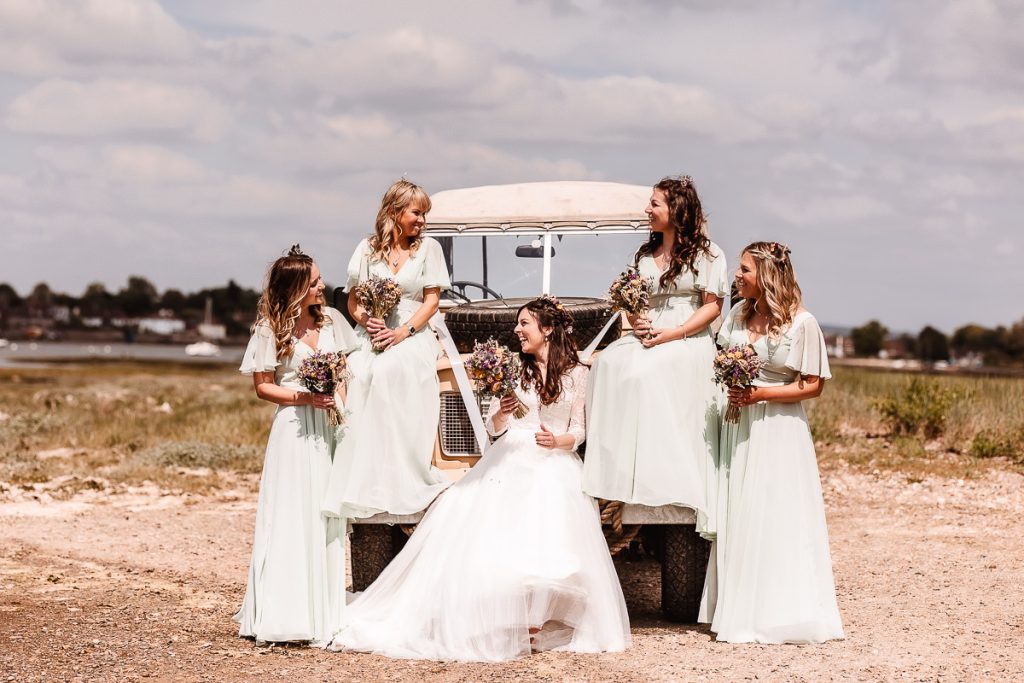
[[446, 280, 503, 302]]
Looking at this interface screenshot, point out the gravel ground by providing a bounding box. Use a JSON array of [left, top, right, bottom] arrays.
[[1, 466, 1022, 682]]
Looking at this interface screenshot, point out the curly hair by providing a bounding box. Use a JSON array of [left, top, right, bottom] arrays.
[[635, 175, 712, 289], [518, 296, 579, 406], [739, 241, 803, 337], [254, 245, 324, 361], [368, 179, 431, 263]]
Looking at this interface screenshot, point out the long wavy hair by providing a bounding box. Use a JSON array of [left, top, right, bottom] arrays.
[[254, 245, 324, 361], [739, 241, 803, 337], [368, 179, 431, 263], [518, 296, 580, 406], [634, 175, 712, 289]]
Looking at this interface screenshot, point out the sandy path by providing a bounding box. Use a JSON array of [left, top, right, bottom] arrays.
[[2, 468, 1022, 682]]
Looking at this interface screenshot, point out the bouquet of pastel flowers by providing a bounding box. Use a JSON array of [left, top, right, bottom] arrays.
[[353, 275, 403, 351], [608, 266, 654, 341], [713, 344, 767, 424], [296, 349, 350, 426], [464, 337, 528, 419], [607, 266, 653, 316]]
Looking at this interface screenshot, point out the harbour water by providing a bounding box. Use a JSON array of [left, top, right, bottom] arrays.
[[0, 341, 245, 368]]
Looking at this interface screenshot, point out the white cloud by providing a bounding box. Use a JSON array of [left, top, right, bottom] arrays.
[[5, 79, 231, 141], [0, 0, 193, 77], [1, 0, 1022, 330], [760, 192, 894, 228]]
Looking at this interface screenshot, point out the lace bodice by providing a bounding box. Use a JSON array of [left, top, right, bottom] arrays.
[[484, 364, 588, 451]]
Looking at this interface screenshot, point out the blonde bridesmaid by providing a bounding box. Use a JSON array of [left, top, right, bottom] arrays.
[[324, 179, 452, 519], [702, 241, 844, 644]]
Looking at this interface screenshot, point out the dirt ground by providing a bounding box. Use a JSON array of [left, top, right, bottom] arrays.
[[2, 465, 1022, 682]]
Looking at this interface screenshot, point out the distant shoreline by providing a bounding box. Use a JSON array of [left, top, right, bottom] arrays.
[[0, 341, 245, 368]]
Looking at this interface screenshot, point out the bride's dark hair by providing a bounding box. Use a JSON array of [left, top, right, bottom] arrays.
[[518, 296, 579, 406]]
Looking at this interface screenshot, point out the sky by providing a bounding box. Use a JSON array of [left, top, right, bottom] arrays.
[[1, 0, 1021, 333]]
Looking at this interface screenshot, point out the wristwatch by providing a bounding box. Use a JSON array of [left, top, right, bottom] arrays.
[[407, 324, 416, 336]]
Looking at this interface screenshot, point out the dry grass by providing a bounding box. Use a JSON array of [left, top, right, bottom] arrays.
[[2, 362, 1022, 495], [0, 362, 269, 495], [810, 366, 1024, 479]]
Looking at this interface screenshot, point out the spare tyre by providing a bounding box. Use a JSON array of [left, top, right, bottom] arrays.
[[442, 297, 621, 354]]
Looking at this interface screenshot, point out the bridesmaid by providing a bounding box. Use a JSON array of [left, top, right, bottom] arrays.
[[702, 241, 844, 644], [234, 246, 357, 645], [583, 175, 727, 536], [323, 179, 452, 519]]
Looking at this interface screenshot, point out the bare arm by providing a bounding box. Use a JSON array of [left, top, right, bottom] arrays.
[[372, 287, 441, 349], [728, 375, 825, 407], [252, 372, 335, 410], [640, 292, 724, 346], [347, 292, 372, 330]]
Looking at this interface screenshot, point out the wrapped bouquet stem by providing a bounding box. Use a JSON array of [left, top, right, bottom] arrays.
[[464, 338, 528, 419], [713, 344, 767, 424], [296, 349, 351, 426]]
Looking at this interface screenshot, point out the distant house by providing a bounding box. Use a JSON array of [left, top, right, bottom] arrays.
[[824, 333, 854, 358], [198, 323, 226, 340], [881, 337, 914, 360], [51, 306, 72, 324], [139, 318, 187, 336]]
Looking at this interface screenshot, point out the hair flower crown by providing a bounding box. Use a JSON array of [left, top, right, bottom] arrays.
[[536, 294, 574, 333]]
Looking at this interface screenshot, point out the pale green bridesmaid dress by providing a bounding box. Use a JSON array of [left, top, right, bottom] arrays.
[[234, 307, 357, 644], [583, 243, 728, 536], [323, 237, 452, 519], [701, 302, 844, 644]]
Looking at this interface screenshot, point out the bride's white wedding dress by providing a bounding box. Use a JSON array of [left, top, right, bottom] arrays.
[[328, 364, 630, 662]]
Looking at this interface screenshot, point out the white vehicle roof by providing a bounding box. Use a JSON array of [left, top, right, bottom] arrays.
[[426, 181, 651, 235]]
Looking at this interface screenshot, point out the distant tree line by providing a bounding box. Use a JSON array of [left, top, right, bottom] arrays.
[[0, 277, 261, 336], [850, 318, 1024, 366]]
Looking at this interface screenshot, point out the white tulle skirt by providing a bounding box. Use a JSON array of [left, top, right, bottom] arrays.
[[328, 428, 631, 662]]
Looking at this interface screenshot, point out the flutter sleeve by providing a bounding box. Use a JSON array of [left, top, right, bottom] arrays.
[[239, 322, 279, 376], [566, 365, 588, 452], [325, 307, 359, 354], [694, 242, 729, 298], [420, 238, 452, 292], [345, 238, 370, 292], [784, 313, 833, 380]]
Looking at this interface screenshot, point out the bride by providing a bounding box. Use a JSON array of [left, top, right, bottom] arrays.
[[328, 296, 630, 662]]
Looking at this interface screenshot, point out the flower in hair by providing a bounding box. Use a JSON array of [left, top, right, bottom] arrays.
[[536, 294, 574, 328], [679, 174, 694, 188], [538, 293, 563, 310], [288, 244, 305, 257], [768, 242, 791, 259]]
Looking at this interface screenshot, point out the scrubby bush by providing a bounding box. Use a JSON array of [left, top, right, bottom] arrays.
[[133, 440, 263, 473], [873, 378, 961, 439], [970, 430, 1022, 461]]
